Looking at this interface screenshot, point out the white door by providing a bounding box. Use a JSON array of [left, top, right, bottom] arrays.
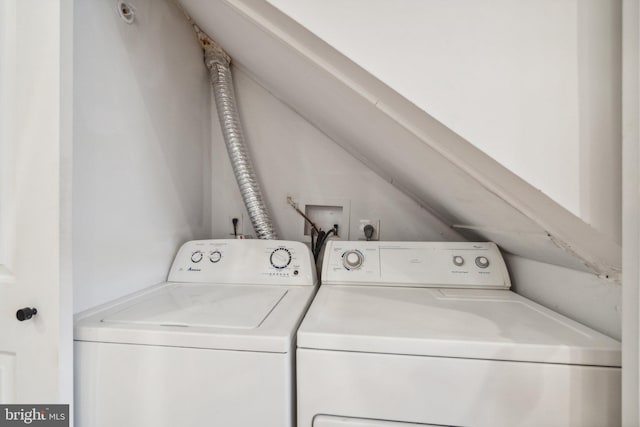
[[0, 0, 72, 404], [622, 0, 640, 425]]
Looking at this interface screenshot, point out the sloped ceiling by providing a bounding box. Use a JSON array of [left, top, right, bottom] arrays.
[[179, 0, 621, 280]]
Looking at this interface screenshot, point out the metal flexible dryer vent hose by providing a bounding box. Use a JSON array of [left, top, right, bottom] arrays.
[[197, 26, 277, 240]]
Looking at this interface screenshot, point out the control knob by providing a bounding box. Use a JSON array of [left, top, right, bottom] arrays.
[[191, 250, 203, 263], [209, 250, 222, 263], [342, 250, 364, 270], [270, 248, 292, 269], [475, 256, 490, 268]]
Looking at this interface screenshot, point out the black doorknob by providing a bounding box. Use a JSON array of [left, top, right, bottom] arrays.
[[16, 307, 37, 321]]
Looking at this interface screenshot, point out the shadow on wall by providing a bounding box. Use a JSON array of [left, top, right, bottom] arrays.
[[72, 0, 211, 312]]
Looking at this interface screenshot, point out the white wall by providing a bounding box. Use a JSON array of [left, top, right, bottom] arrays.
[[622, 0, 640, 422], [73, 0, 211, 312], [211, 66, 460, 243], [60, 0, 74, 408], [506, 255, 621, 339], [266, 0, 622, 243]]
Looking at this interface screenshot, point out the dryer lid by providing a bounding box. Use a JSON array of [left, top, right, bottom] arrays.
[[297, 286, 621, 367]]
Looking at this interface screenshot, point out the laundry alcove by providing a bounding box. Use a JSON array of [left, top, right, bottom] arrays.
[[72, 0, 622, 343]]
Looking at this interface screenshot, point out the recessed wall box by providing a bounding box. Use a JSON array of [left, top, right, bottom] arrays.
[[295, 198, 350, 242]]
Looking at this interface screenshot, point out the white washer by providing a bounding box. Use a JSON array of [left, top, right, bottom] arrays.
[[297, 241, 621, 427], [75, 239, 316, 427]]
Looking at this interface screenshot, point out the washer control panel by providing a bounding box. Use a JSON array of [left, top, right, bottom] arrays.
[[322, 241, 510, 289], [169, 239, 317, 286]]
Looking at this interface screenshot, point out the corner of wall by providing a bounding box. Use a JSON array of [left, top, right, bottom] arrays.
[[505, 253, 621, 339]]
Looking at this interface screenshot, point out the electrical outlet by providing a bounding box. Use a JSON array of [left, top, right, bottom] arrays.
[[358, 219, 380, 241], [228, 214, 244, 238]]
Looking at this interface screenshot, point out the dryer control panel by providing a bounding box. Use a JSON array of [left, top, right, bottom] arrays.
[[321, 241, 510, 289], [169, 239, 317, 286]]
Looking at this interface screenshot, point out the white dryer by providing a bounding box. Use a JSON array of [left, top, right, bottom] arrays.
[[75, 239, 316, 427], [297, 241, 621, 427]]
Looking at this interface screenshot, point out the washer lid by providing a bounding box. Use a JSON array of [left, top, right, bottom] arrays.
[[297, 286, 621, 367], [102, 283, 286, 329], [75, 282, 315, 353]]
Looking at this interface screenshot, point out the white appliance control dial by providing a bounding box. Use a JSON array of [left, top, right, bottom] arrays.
[[209, 250, 222, 263], [453, 255, 465, 266], [270, 248, 292, 269], [475, 256, 490, 268], [342, 250, 364, 270], [191, 250, 203, 263]]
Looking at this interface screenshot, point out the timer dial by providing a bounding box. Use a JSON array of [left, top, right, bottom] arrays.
[[342, 250, 364, 270], [270, 248, 292, 269]]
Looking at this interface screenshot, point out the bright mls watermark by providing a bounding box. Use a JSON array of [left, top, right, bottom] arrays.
[[0, 406, 68, 426]]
